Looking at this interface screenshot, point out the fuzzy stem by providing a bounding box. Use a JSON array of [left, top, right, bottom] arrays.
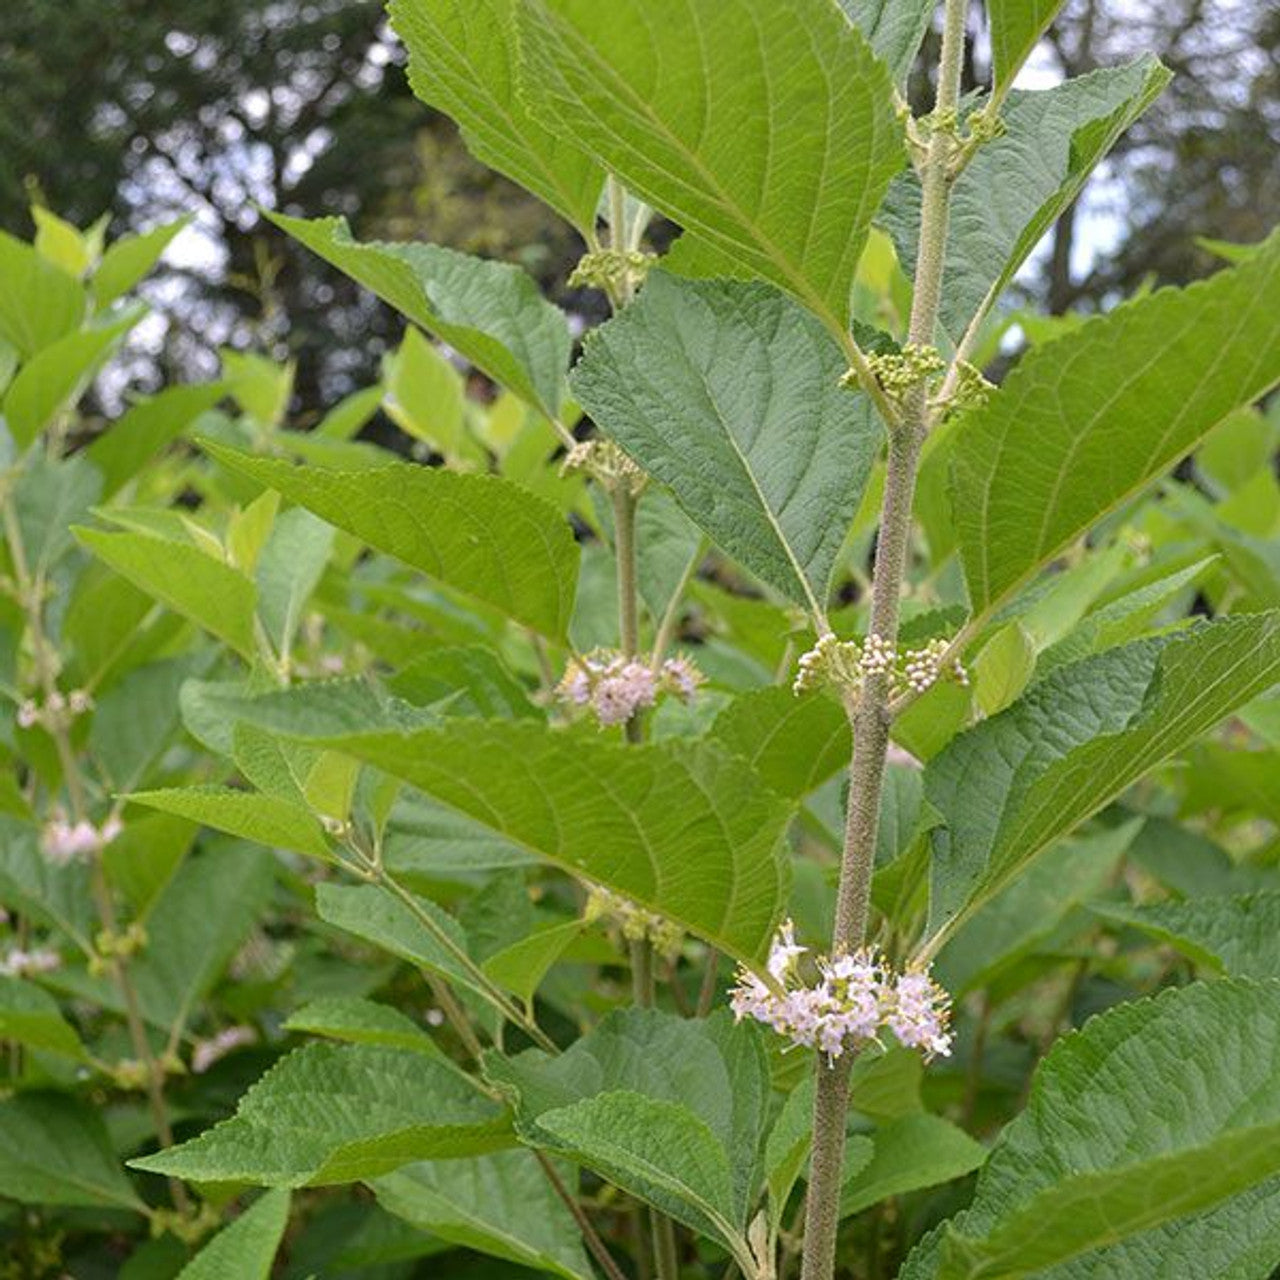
[[798, 4, 968, 1279]]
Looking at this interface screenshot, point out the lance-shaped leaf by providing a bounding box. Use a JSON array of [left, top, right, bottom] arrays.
[[487, 1009, 769, 1252], [387, 0, 601, 232], [900, 980, 1280, 1278], [837, 0, 933, 87], [259, 719, 790, 966], [517, 0, 904, 335], [266, 212, 570, 415], [954, 228, 1280, 616], [573, 274, 881, 615], [284, 997, 442, 1056], [987, 0, 1067, 91], [0, 230, 85, 357], [204, 443, 579, 641], [74, 527, 259, 661], [130, 1043, 511, 1186], [881, 58, 1168, 347], [0, 978, 90, 1062], [925, 614, 1280, 937], [176, 1188, 290, 1280], [1094, 893, 1280, 980], [374, 1151, 594, 1280]]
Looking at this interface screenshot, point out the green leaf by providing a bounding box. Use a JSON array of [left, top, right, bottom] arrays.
[[517, 0, 904, 334], [954, 229, 1280, 616], [882, 59, 1168, 346], [277, 720, 791, 966], [3, 308, 143, 448], [130, 1043, 510, 1187], [223, 350, 294, 428], [387, 0, 602, 231], [387, 647, 541, 721], [987, 0, 1066, 90], [0, 1094, 143, 1210], [573, 273, 881, 614], [94, 217, 191, 309], [130, 786, 334, 861], [971, 621, 1036, 717], [73, 527, 259, 660], [837, 0, 933, 85], [175, 1188, 291, 1280], [925, 615, 1280, 938], [482, 919, 583, 1007], [374, 1151, 594, 1280], [254, 508, 336, 657], [0, 818, 94, 952], [905, 980, 1280, 1278], [381, 327, 478, 464], [488, 1009, 768, 1250], [710, 687, 849, 801], [203, 443, 579, 641], [0, 229, 85, 357], [284, 997, 441, 1056], [1094, 893, 1280, 980], [85, 383, 227, 497], [266, 212, 570, 416], [840, 1114, 985, 1219], [0, 977, 90, 1061]]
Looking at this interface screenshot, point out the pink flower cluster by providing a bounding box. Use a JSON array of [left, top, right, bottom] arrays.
[[16, 688, 93, 730], [557, 651, 703, 727], [0, 946, 61, 978], [191, 1024, 257, 1074], [41, 814, 124, 867], [730, 921, 952, 1063]]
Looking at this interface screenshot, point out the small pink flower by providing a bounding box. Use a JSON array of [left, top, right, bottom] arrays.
[[191, 1025, 257, 1074]]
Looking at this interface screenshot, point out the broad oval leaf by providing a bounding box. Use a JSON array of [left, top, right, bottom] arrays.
[[573, 273, 881, 615], [204, 443, 579, 641], [517, 0, 904, 335]]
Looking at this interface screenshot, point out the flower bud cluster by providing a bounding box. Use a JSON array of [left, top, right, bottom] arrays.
[[585, 885, 683, 960], [850, 344, 946, 403], [41, 813, 124, 867], [16, 688, 93, 732], [560, 438, 647, 497], [0, 946, 60, 978], [91, 923, 148, 976], [935, 360, 996, 419], [569, 248, 657, 293], [793, 632, 967, 699], [729, 921, 952, 1063], [557, 650, 704, 728]]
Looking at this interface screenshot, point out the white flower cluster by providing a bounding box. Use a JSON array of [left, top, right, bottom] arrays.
[[41, 813, 124, 867], [557, 651, 703, 728], [793, 632, 967, 699], [16, 688, 93, 731], [0, 946, 61, 978], [585, 885, 684, 959], [730, 921, 952, 1063]]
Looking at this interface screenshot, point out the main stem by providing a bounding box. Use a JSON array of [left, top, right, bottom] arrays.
[[799, 4, 967, 1279]]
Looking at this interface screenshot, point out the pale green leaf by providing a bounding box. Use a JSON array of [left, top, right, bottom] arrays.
[[573, 273, 881, 614], [837, 0, 932, 85], [901, 981, 1280, 1278], [0, 1094, 143, 1211], [954, 228, 1280, 616], [73, 527, 259, 660], [255, 508, 336, 657], [0, 229, 85, 357], [517, 0, 904, 334], [374, 1151, 594, 1280], [130, 786, 334, 861], [987, 0, 1067, 90], [203, 443, 579, 640], [482, 919, 583, 1007], [266, 212, 570, 415], [381, 327, 478, 463], [0, 977, 90, 1061], [284, 996, 441, 1056], [3, 308, 143, 448], [176, 1189, 290, 1280], [1094, 893, 1280, 980], [926, 615, 1280, 937], [972, 621, 1036, 716], [130, 1043, 511, 1186], [387, 0, 602, 231], [270, 720, 791, 966], [94, 217, 191, 309], [840, 1114, 986, 1219]]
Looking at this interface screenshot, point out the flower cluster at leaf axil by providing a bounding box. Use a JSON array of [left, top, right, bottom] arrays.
[[730, 921, 952, 1063], [793, 632, 968, 699], [584, 885, 684, 959], [557, 650, 703, 727], [40, 813, 123, 867], [16, 688, 93, 732]]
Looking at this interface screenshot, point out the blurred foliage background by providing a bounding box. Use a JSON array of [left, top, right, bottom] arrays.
[[0, 0, 1275, 411]]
